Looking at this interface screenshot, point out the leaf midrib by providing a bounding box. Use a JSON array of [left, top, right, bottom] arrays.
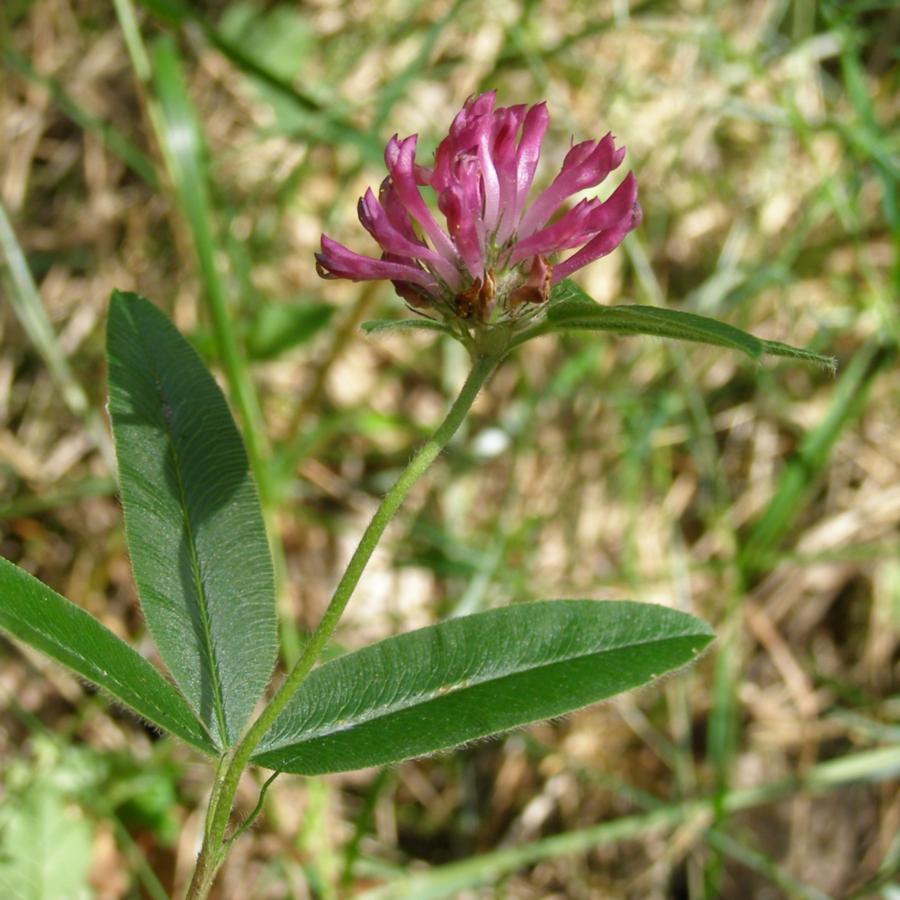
[[131, 310, 230, 745], [262, 628, 707, 750], [551, 305, 762, 355]]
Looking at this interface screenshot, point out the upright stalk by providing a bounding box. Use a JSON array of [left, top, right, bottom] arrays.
[[185, 352, 499, 899]]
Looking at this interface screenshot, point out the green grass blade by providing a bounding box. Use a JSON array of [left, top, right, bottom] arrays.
[[740, 339, 894, 576], [135, 0, 384, 162], [0, 198, 93, 407], [107, 291, 277, 748], [824, 4, 899, 232], [357, 745, 900, 899], [0, 476, 114, 520], [246, 303, 335, 361], [704, 830, 831, 900], [125, 25, 303, 662], [0, 557, 216, 754], [146, 35, 273, 502], [252, 601, 713, 774], [1, 47, 158, 188], [0, 200, 114, 468], [371, 0, 469, 131]]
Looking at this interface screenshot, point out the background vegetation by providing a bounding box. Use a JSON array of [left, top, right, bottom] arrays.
[[1, 0, 897, 897]]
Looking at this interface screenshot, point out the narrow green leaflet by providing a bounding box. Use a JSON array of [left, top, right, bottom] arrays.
[[252, 600, 713, 774], [545, 280, 835, 370], [361, 319, 455, 337], [0, 557, 215, 754], [107, 291, 277, 749]]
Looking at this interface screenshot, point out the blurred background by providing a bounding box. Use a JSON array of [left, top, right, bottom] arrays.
[[1, 0, 898, 897]]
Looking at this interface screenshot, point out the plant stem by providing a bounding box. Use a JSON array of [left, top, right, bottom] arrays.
[[184, 352, 499, 899]]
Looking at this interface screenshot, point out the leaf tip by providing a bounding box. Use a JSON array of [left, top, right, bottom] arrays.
[[761, 338, 838, 374], [109, 288, 142, 308]]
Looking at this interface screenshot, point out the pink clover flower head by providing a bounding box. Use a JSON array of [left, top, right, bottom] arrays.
[[316, 92, 641, 328]]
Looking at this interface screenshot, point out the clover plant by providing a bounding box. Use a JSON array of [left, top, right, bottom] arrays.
[[0, 93, 833, 897]]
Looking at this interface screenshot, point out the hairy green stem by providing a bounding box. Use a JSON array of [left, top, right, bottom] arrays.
[[184, 352, 498, 899]]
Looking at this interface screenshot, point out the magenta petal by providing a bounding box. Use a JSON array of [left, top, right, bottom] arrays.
[[358, 188, 460, 286], [505, 102, 549, 239], [439, 189, 479, 277], [378, 177, 419, 243], [384, 134, 402, 170], [316, 93, 639, 310], [581, 172, 638, 233], [431, 136, 457, 195], [316, 235, 436, 287], [357, 189, 424, 258], [513, 172, 638, 263], [492, 105, 526, 165], [438, 162, 485, 279], [490, 105, 527, 235], [508, 198, 599, 263], [445, 91, 496, 155], [460, 91, 496, 126], [518, 133, 623, 238], [434, 108, 477, 192], [559, 139, 598, 169], [433, 92, 501, 196], [386, 134, 459, 265], [477, 123, 501, 234], [551, 201, 642, 283]]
